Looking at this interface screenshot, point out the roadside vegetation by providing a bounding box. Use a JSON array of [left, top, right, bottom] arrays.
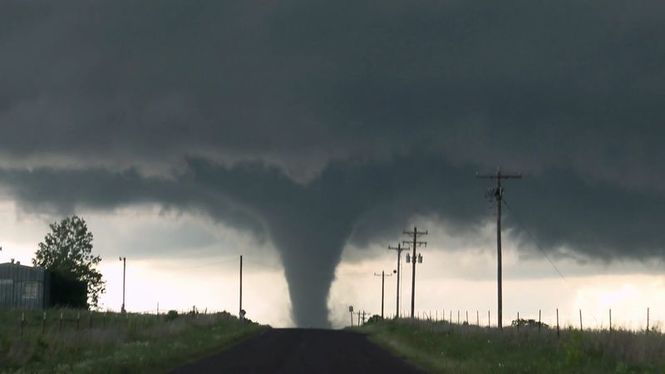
[[358, 318, 665, 373], [0, 309, 265, 373]]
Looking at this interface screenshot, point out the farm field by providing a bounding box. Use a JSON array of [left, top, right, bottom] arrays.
[[0, 309, 265, 373], [358, 318, 665, 373]]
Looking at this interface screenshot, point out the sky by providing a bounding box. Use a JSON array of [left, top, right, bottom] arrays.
[[1, 0, 665, 328]]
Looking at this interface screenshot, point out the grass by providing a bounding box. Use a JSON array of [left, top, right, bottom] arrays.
[[357, 318, 665, 373], [0, 309, 266, 373]]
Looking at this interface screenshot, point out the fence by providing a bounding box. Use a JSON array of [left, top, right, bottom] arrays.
[[354, 307, 660, 334], [1, 307, 237, 340]]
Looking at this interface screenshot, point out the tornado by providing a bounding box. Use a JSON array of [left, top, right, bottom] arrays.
[[262, 195, 357, 327]]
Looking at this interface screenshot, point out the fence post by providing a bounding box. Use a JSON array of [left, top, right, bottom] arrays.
[[538, 309, 542, 333], [556, 308, 560, 337], [517, 312, 520, 331], [476, 310, 479, 326], [488, 310, 490, 328], [647, 307, 650, 333], [579, 309, 583, 331], [465, 310, 468, 325], [609, 309, 612, 332]]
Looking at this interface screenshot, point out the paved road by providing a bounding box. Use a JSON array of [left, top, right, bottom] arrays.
[[171, 328, 424, 374]]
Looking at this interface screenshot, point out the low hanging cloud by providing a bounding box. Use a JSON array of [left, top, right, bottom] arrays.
[[1, 0, 665, 326]]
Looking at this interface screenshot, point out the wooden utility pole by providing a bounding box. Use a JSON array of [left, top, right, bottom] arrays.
[[388, 243, 408, 318], [539, 309, 542, 333], [647, 307, 650, 333], [476, 168, 521, 329], [374, 271, 393, 319], [403, 227, 427, 319], [119, 257, 126, 313], [239, 255, 243, 320]]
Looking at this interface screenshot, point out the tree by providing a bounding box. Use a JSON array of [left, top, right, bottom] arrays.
[[33, 216, 105, 308]]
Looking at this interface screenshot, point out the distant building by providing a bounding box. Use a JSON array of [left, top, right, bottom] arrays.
[[0, 261, 50, 310]]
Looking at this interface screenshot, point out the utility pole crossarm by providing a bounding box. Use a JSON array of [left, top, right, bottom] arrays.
[[476, 174, 522, 179], [475, 167, 522, 180], [374, 272, 393, 277], [402, 240, 427, 247], [403, 229, 429, 236]]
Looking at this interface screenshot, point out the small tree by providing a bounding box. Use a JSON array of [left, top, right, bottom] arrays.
[[33, 216, 105, 308]]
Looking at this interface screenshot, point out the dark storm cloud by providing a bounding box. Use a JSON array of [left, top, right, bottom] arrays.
[[1, 0, 665, 326], [2, 0, 664, 183]]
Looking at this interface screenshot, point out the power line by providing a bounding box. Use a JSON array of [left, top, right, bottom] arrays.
[[502, 198, 568, 283], [501, 198, 600, 325]]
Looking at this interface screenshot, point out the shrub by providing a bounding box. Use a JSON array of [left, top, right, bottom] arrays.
[[165, 310, 179, 321], [365, 315, 383, 324]]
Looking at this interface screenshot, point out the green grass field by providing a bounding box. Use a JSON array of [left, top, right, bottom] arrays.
[[358, 318, 665, 373], [0, 309, 266, 373]]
